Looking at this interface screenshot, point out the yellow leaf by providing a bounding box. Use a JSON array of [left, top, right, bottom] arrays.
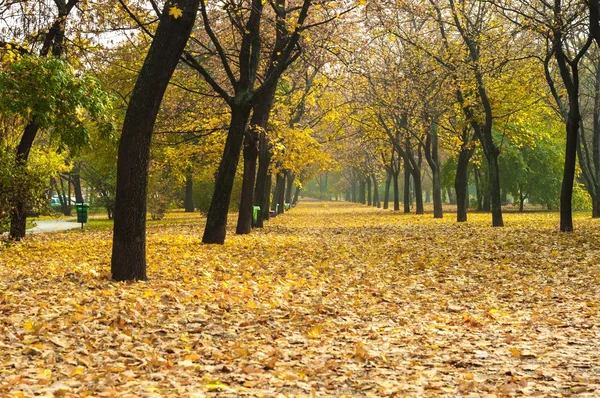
[[71, 366, 85, 376], [23, 321, 34, 331], [206, 380, 227, 390], [169, 5, 183, 19], [509, 347, 521, 358], [247, 300, 257, 309], [307, 324, 322, 339]]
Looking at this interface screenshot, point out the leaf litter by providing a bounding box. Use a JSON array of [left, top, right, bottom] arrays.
[[0, 201, 599, 396]]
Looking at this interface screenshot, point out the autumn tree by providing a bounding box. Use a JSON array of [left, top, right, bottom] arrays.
[[111, 0, 200, 281]]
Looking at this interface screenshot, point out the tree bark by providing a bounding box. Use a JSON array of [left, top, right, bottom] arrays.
[[455, 149, 471, 222], [383, 170, 391, 209], [203, 102, 252, 242], [112, 0, 200, 281], [285, 171, 294, 204], [367, 177, 372, 206], [403, 161, 411, 213], [372, 174, 380, 208], [237, 126, 259, 233]]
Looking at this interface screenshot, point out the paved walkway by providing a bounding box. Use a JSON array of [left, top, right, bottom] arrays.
[[27, 220, 82, 234]]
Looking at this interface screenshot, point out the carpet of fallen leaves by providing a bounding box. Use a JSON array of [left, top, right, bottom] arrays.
[[1, 201, 600, 397]]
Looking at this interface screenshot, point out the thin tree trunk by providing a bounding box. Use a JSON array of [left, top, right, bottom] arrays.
[[372, 174, 380, 208], [367, 177, 372, 206], [455, 149, 471, 222], [285, 171, 294, 204], [112, 0, 200, 281], [393, 170, 400, 211], [383, 170, 391, 209], [403, 161, 411, 213]]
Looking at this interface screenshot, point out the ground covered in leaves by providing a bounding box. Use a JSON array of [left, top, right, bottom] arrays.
[[1, 202, 599, 397]]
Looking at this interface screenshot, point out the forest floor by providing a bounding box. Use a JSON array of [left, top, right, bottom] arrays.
[[0, 202, 599, 397]]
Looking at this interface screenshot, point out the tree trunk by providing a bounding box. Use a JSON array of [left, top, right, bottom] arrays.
[[367, 177, 372, 206], [203, 101, 252, 243], [412, 169, 424, 214], [72, 163, 84, 203], [403, 162, 411, 213], [254, 136, 271, 228], [351, 178, 357, 202], [237, 127, 259, 234], [285, 171, 294, 204], [519, 186, 525, 212], [277, 174, 285, 214], [184, 169, 194, 212], [561, 105, 579, 232], [293, 185, 300, 204], [372, 174, 380, 208], [383, 170, 391, 209], [112, 0, 200, 281], [455, 149, 471, 222], [244, 79, 278, 231], [359, 180, 366, 204], [9, 121, 39, 239], [270, 173, 286, 214], [392, 170, 400, 211]]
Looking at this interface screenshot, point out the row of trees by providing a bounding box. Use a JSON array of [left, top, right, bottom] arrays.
[[2, 0, 600, 281]]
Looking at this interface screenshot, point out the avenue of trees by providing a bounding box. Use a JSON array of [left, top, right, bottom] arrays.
[[2, 0, 600, 280]]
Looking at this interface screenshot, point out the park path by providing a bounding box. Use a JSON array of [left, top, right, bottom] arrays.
[[27, 220, 81, 234]]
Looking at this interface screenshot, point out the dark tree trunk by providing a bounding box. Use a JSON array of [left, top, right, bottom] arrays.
[[111, 0, 200, 281], [254, 136, 271, 227], [285, 171, 294, 204], [383, 170, 391, 209], [10, 122, 39, 239], [271, 173, 285, 214], [242, 79, 277, 232], [424, 119, 443, 218], [237, 127, 259, 234], [351, 178, 357, 202], [293, 185, 300, 204], [184, 169, 194, 212], [72, 163, 84, 203], [412, 169, 424, 214], [367, 177, 372, 206], [277, 174, 285, 214], [202, 103, 252, 243], [474, 167, 483, 211], [359, 180, 366, 204], [519, 186, 525, 212], [392, 170, 400, 211], [403, 162, 411, 213], [455, 149, 471, 222], [372, 174, 380, 208]]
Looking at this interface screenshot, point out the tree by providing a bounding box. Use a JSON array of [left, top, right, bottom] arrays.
[[111, 0, 200, 282]]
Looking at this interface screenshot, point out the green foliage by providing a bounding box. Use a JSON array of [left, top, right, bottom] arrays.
[[193, 177, 242, 214], [0, 54, 114, 153], [499, 135, 563, 209], [0, 149, 54, 232]]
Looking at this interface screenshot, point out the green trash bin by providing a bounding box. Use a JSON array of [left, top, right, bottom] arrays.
[[252, 206, 260, 225], [285, 203, 291, 211], [276, 204, 279, 214], [76, 203, 89, 225]]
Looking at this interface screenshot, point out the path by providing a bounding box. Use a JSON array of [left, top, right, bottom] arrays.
[[27, 219, 82, 234]]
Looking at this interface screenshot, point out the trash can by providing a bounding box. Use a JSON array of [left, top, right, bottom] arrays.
[[285, 203, 291, 210], [76, 203, 89, 224], [276, 204, 279, 214], [252, 206, 260, 225]]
